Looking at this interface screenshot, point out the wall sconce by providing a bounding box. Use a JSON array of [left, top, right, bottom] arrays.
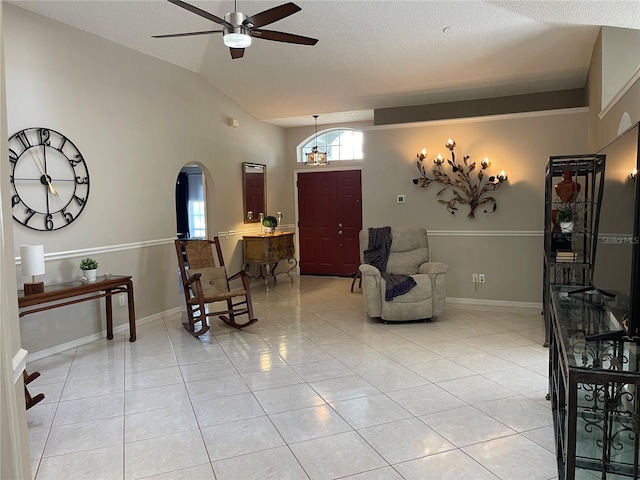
[[631, 168, 637, 181], [412, 138, 508, 218]]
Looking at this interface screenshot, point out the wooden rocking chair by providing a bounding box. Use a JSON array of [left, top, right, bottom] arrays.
[[175, 238, 258, 336]]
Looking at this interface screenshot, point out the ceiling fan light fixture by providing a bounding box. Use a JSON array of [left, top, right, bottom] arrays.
[[224, 32, 252, 48], [155, 1, 318, 60]]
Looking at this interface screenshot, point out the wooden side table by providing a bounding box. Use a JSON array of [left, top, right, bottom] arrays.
[[18, 275, 136, 342], [243, 232, 296, 291]]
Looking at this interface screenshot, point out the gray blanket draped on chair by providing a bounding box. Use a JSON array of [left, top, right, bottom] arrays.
[[363, 226, 416, 301]]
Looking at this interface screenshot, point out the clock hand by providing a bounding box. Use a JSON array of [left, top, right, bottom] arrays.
[[31, 147, 62, 202], [40, 146, 62, 201]]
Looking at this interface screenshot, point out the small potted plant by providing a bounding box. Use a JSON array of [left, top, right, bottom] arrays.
[[79, 257, 99, 281], [262, 215, 278, 234], [557, 208, 574, 233]]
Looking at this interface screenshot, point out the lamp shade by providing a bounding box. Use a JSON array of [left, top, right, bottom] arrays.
[[20, 245, 45, 277]]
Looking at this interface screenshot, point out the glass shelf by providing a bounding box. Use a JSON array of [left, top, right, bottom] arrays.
[[550, 286, 640, 479]]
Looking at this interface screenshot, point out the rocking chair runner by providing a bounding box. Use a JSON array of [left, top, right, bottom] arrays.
[[175, 238, 258, 336]]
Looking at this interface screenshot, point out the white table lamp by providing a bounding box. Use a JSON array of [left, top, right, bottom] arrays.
[[21, 245, 45, 295]]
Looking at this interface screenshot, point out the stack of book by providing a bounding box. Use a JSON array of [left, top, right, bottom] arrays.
[[552, 232, 571, 250], [555, 250, 578, 263]]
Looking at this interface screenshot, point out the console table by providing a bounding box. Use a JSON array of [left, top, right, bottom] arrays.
[[18, 275, 136, 342], [549, 286, 640, 479], [243, 232, 296, 291]]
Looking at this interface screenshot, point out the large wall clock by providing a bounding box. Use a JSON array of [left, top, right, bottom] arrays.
[[9, 127, 90, 231]]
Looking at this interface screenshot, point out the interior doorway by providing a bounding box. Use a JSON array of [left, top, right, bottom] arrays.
[[175, 165, 207, 239], [297, 169, 362, 276]]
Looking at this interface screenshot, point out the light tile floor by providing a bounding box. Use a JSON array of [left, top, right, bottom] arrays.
[[26, 276, 560, 480]]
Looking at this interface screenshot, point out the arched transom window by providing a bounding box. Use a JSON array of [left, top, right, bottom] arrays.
[[298, 128, 363, 163]]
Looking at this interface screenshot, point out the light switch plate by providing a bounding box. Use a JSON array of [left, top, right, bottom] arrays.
[[397, 195, 406, 204]]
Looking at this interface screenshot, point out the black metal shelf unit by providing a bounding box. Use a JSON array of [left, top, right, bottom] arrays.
[[543, 155, 605, 347]]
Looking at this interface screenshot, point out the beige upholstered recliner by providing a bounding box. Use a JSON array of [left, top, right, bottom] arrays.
[[359, 227, 448, 322]]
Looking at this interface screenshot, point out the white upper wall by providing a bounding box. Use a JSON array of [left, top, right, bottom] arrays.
[[601, 27, 640, 113], [5, 4, 286, 266], [3, 4, 289, 353]]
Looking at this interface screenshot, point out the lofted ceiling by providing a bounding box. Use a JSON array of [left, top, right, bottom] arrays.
[[7, 1, 640, 127]]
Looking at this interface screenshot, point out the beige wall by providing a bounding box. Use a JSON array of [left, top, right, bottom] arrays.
[[4, 5, 286, 355], [601, 27, 640, 114], [285, 111, 588, 304], [588, 27, 640, 150], [364, 112, 587, 303]]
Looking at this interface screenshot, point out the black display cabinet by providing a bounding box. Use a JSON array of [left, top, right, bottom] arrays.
[[543, 155, 605, 347]]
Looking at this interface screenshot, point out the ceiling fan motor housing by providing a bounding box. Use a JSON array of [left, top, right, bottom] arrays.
[[156, 1, 318, 58], [223, 11, 251, 47]]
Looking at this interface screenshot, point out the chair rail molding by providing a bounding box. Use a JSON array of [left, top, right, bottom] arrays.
[[14, 237, 176, 265], [428, 230, 541, 237]]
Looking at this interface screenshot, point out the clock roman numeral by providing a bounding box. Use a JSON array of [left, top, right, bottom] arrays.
[[24, 207, 36, 226], [45, 214, 54, 231], [9, 149, 19, 164], [16, 131, 31, 150], [38, 128, 51, 145], [69, 154, 84, 166], [62, 210, 75, 224]]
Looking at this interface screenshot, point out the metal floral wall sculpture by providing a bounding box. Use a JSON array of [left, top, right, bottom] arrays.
[[412, 139, 507, 218]]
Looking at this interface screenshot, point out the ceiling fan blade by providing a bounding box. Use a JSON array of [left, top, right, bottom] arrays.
[[252, 29, 318, 46], [152, 30, 222, 39], [230, 48, 245, 59], [167, 0, 230, 27], [243, 2, 301, 29]]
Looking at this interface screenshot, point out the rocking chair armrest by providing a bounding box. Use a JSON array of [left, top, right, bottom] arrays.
[[228, 270, 251, 290], [227, 270, 245, 282], [185, 272, 202, 287]]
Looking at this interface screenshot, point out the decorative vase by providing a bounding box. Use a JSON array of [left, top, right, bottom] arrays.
[[264, 227, 275, 234], [82, 269, 97, 281], [555, 170, 581, 203], [560, 221, 574, 233]]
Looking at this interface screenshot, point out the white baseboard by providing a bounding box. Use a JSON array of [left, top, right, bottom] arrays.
[[446, 297, 542, 310], [26, 307, 183, 363]]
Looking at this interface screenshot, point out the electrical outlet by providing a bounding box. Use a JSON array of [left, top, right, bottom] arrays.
[[472, 273, 478, 283], [479, 274, 486, 283], [119, 294, 126, 307]]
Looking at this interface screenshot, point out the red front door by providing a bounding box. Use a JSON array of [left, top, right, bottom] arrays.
[[298, 170, 362, 276]]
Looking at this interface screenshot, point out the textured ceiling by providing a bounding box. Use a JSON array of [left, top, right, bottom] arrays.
[[8, 1, 640, 127]]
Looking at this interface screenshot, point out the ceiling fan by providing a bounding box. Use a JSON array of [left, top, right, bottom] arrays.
[[153, 0, 318, 59]]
